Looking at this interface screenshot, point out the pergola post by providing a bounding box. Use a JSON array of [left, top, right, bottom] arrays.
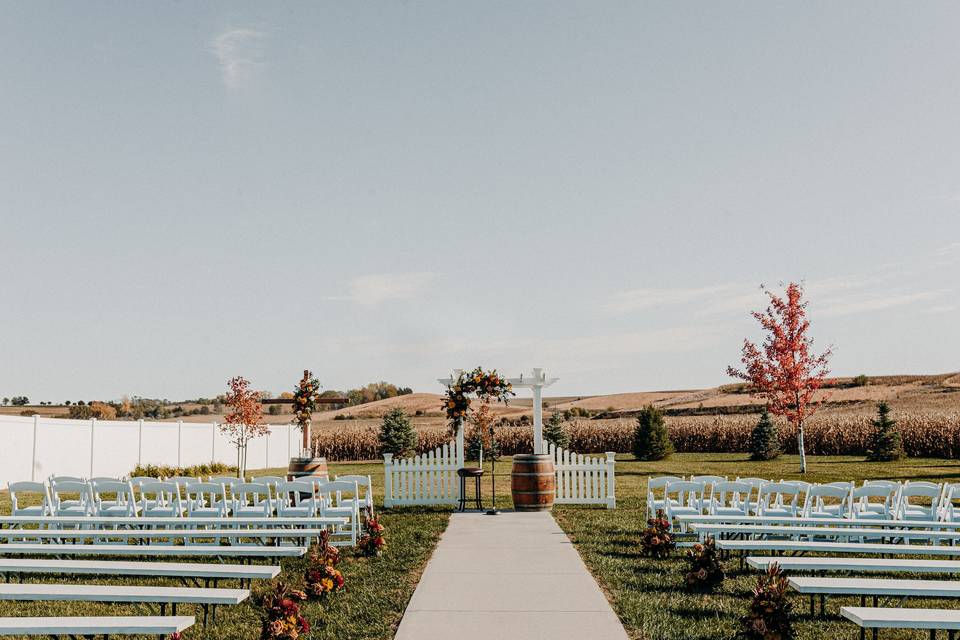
[[531, 369, 545, 454]]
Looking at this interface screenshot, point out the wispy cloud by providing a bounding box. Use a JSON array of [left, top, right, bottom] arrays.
[[209, 27, 266, 89], [327, 272, 436, 306], [604, 245, 955, 321], [603, 283, 744, 314], [817, 290, 949, 318]]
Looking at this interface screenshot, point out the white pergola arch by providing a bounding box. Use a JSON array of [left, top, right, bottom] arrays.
[[437, 367, 559, 465]]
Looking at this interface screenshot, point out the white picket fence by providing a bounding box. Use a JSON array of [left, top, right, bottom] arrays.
[[382, 442, 461, 508], [382, 440, 617, 509], [544, 441, 617, 509]]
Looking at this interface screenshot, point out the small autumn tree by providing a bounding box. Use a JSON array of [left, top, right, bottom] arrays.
[[727, 283, 832, 473], [222, 376, 268, 477]]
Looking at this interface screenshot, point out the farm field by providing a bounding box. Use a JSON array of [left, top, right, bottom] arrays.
[[552, 452, 960, 640]]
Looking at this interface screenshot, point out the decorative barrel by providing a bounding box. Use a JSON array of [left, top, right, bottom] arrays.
[[511, 453, 556, 512], [287, 456, 329, 482]]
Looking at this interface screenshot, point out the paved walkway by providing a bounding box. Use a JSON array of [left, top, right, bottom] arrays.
[[394, 511, 629, 640]]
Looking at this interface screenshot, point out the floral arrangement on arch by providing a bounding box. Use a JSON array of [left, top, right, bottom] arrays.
[[684, 537, 725, 591], [255, 581, 310, 640], [293, 370, 322, 432], [305, 530, 345, 598], [639, 510, 675, 558], [442, 367, 514, 435], [358, 508, 386, 557]]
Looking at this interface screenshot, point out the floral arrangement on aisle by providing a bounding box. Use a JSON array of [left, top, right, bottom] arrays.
[[358, 508, 386, 557], [684, 537, 725, 591], [305, 530, 345, 598], [739, 563, 794, 640], [639, 510, 675, 558], [442, 367, 514, 436], [255, 582, 310, 640]]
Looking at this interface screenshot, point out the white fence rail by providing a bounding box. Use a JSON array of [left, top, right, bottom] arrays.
[[544, 441, 617, 509], [0, 415, 298, 488], [383, 442, 461, 508]]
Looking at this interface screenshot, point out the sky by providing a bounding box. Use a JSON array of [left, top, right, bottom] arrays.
[[1, 2, 958, 402]]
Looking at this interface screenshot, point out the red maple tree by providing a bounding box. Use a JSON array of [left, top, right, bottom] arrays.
[[222, 376, 268, 477], [727, 282, 832, 473]]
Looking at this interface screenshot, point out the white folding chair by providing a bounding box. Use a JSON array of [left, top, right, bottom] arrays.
[[50, 480, 94, 516], [275, 480, 322, 518], [90, 480, 139, 517], [689, 475, 726, 510], [207, 476, 242, 513], [851, 484, 898, 520], [8, 482, 53, 517], [250, 476, 285, 505], [735, 477, 770, 513], [334, 474, 374, 515], [802, 484, 853, 519], [646, 476, 684, 518], [139, 481, 184, 517], [939, 483, 960, 522], [184, 482, 230, 517], [316, 480, 360, 546], [664, 480, 705, 523], [709, 481, 753, 517], [779, 480, 812, 510], [756, 482, 801, 517], [49, 475, 85, 484], [895, 483, 942, 521], [128, 476, 160, 491], [231, 482, 274, 518]]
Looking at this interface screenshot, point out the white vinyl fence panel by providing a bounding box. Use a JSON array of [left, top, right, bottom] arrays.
[[0, 415, 297, 487]]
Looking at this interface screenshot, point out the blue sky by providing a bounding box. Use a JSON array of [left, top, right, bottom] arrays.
[[2, 2, 958, 402]]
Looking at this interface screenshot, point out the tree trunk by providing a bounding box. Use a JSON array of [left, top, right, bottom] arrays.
[[797, 420, 807, 474]]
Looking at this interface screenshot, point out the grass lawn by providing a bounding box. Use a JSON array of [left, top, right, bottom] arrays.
[[0, 461, 450, 640], [552, 452, 960, 640]]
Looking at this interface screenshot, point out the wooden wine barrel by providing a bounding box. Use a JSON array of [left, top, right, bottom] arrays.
[[287, 457, 329, 482], [511, 453, 556, 512]]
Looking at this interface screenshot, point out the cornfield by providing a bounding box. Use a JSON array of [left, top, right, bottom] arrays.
[[311, 410, 960, 461]]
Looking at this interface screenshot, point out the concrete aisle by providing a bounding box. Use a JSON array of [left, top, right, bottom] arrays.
[[394, 511, 629, 640]]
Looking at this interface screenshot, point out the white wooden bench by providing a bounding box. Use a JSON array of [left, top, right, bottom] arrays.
[[0, 515, 347, 528], [790, 576, 960, 617], [717, 540, 960, 567], [0, 583, 247, 625], [677, 514, 960, 530], [691, 523, 959, 543], [0, 558, 279, 588], [746, 556, 960, 575], [0, 543, 306, 559], [841, 606, 960, 640], [0, 527, 333, 544], [0, 615, 194, 638]]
